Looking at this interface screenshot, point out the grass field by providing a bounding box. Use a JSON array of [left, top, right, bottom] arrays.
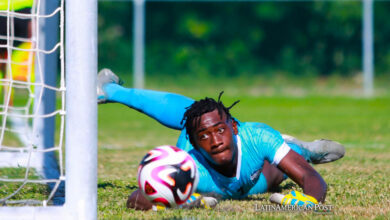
[[97, 79, 390, 219], [1, 76, 389, 218]]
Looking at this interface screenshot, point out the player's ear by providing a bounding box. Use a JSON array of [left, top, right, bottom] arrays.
[[232, 119, 238, 135], [188, 134, 198, 150]]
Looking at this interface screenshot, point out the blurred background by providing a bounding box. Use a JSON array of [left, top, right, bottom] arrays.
[[98, 0, 390, 96], [95, 2, 390, 218]]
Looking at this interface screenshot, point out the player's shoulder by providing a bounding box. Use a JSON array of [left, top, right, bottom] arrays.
[[237, 120, 286, 162], [237, 120, 284, 150], [237, 120, 281, 137]]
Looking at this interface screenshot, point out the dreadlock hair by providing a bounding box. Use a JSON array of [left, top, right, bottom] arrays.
[[181, 91, 240, 149]]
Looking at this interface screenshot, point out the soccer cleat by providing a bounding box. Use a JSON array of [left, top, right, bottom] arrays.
[[282, 135, 345, 164], [97, 68, 123, 104]]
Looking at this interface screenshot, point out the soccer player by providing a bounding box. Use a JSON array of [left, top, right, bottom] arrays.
[[97, 69, 345, 210], [0, 1, 35, 105]]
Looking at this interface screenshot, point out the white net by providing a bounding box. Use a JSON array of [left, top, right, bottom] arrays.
[[0, 0, 65, 206]]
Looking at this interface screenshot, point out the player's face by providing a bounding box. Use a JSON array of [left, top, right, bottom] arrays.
[[192, 109, 238, 166]]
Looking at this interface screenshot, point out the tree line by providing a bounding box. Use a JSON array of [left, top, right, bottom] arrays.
[[98, 1, 390, 78]]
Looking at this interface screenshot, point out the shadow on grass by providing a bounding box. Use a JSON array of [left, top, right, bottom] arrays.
[[268, 182, 296, 193], [98, 181, 138, 190], [238, 196, 267, 201]]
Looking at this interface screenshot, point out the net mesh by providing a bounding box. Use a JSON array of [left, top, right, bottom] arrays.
[[0, 0, 65, 206]]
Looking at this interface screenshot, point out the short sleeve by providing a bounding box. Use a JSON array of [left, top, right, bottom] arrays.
[[250, 123, 291, 165], [272, 142, 291, 165]]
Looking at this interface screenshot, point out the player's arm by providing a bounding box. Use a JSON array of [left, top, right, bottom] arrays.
[[277, 150, 327, 202], [127, 189, 218, 211]]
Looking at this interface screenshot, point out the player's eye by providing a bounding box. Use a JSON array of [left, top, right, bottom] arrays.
[[218, 128, 225, 133], [199, 134, 208, 140]]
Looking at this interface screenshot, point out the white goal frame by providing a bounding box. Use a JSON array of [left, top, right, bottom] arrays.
[[0, 0, 98, 219]]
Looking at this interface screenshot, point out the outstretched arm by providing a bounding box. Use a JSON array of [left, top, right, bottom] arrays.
[[127, 189, 219, 211], [277, 150, 327, 202]]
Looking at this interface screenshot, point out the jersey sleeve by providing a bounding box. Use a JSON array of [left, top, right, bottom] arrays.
[[272, 142, 291, 165], [251, 123, 291, 165]]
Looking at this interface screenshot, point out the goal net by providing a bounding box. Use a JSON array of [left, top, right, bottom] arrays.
[[0, 0, 65, 206], [0, 1, 97, 218]]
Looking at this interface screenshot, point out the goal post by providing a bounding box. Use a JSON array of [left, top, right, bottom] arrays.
[[65, 0, 98, 218], [0, 0, 98, 219]]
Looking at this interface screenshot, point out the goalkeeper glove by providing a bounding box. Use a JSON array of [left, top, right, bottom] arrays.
[[269, 190, 318, 208], [180, 192, 218, 209]]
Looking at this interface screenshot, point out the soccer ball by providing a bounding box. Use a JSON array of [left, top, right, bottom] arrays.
[[137, 145, 199, 208]]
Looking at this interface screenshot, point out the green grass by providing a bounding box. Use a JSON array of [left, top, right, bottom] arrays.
[[1, 75, 389, 218], [0, 168, 49, 205], [97, 85, 390, 219], [0, 89, 61, 206]]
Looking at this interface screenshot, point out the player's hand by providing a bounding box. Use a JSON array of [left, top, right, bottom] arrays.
[[269, 190, 318, 207], [180, 193, 218, 209], [127, 189, 153, 210], [152, 193, 218, 211]]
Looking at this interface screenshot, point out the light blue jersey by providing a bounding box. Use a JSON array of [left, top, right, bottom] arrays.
[[102, 85, 305, 199], [176, 121, 292, 199]]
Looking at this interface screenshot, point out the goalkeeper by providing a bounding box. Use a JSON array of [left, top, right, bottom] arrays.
[[97, 69, 345, 210]]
